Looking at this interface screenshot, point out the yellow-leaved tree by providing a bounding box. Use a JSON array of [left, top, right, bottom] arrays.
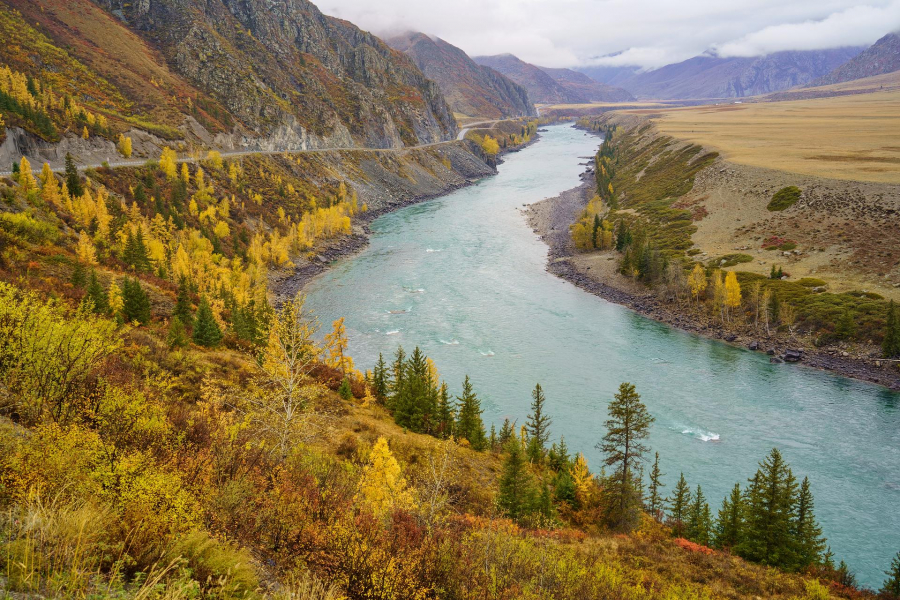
[[206, 150, 224, 170], [159, 147, 178, 180], [571, 453, 593, 506], [117, 134, 132, 158], [76, 230, 98, 265], [724, 271, 742, 321], [18, 157, 36, 193], [688, 263, 707, 303], [481, 135, 500, 156], [357, 437, 416, 519], [324, 316, 354, 376]]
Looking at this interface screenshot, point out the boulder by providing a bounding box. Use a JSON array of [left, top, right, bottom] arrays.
[[783, 349, 803, 363], [766, 348, 776, 356], [748, 341, 760, 351], [725, 334, 737, 342], [770, 357, 784, 364]]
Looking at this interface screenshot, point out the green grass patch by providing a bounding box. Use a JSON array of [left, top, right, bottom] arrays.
[[798, 278, 827, 288], [709, 253, 753, 268], [767, 186, 802, 211]]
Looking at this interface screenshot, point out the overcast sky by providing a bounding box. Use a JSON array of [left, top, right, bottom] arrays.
[[315, 0, 900, 69]]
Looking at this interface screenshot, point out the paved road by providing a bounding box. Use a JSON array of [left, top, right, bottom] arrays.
[[0, 137, 462, 177], [456, 120, 501, 141]]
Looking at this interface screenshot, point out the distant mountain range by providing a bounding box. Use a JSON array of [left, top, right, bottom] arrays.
[[472, 54, 635, 104], [812, 32, 900, 87], [577, 48, 865, 100], [385, 32, 535, 119]]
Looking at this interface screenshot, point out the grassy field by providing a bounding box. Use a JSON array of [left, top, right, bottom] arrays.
[[631, 90, 900, 184]]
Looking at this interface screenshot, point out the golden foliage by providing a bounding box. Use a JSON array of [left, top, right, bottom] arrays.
[[688, 264, 707, 302], [117, 134, 132, 158], [356, 437, 416, 518], [159, 147, 178, 180]]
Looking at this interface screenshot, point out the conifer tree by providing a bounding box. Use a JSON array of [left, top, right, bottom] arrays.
[[497, 438, 535, 522], [498, 418, 514, 445], [525, 383, 552, 463], [393, 346, 430, 432], [548, 436, 571, 472], [123, 229, 151, 273], [71, 261, 86, 288], [794, 476, 827, 570], [356, 437, 415, 519], [122, 277, 151, 325], [389, 346, 406, 411], [436, 382, 455, 439], [173, 279, 193, 327], [338, 377, 353, 400], [192, 296, 222, 347], [647, 452, 666, 520], [372, 353, 388, 402], [738, 449, 799, 568], [554, 469, 577, 505], [687, 485, 712, 546], [715, 483, 745, 550], [489, 424, 498, 451], [167, 316, 188, 348], [570, 453, 593, 507], [599, 382, 654, 531], [65, 152, 81, 197], [85, 270, 108, 314], [669, 473, 692, 536], [455, 375, 486, 450], [883, 551, 900, 598]]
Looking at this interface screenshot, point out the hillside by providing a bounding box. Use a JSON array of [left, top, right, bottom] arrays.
[[473, 53, 634, 103], [813, 32, 900, 86], [385, 32, 536, 120], [583, 48, 863, 100], [0, 0, 456, 159]]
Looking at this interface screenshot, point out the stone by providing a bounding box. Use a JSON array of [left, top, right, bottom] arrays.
[[749, 341, 760, 351], [770, 357, 784, 364], [784, 349, 803, 363], [766, 348, 776, 356]]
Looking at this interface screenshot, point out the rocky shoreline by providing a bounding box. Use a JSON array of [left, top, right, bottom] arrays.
[[526, 179, 900, 391]]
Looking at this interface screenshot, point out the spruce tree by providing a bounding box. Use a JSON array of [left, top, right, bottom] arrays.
[[687, 485, 712, 546], [338, 377, 353, 400], [498, 418, 513, 445], [167, 315, 188, 348], [455, 375, 486, 450], [548, 436, 571, 472], [525, 383, 552, 463], [738, 448, 799, 569], [122, 277, 151, 325], [173, 278, 193, 327], [436, 382, 455, 439], [793, 476, 826, 570], [71, 261, 86, 288], [388, 346, 406, 411], [669, 473, 692, 536], [554, 469, 576, 505], [598, 382, 654, 531], [372, 353, 388, 402], [192, 296, 222, 347], [65, 152, 81, 197], [497, 438, 535, 522], [85, 270, 108, 314], [882, 551, 900, 598], [715, 483, 745, 550], [393, 347, 430, 432], [647, 452, 666, 520]]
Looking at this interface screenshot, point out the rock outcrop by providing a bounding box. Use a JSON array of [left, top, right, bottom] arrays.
[[812, 33, 900, 86]]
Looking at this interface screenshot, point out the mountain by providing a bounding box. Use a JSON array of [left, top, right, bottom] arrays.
[[473, 54, 634, 103], [812, 32, 900, 86], [574, 65, 641, 87], [385, 32, 535, 119], [1, 0, 456, 150], [583, 48, 864, 100]]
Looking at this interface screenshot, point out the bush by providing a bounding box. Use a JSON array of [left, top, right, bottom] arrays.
[[0, 212, 58, 243], [767, 186, 802, 211], [709, 253, 752, 268], [167, 531, 259, 599]]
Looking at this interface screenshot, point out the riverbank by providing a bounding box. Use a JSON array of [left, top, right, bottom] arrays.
[[271, 134, 541, 302], [526, 178, 900, 390]]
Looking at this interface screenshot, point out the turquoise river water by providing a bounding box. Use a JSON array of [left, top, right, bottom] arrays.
[[304, 124, 900, 587]]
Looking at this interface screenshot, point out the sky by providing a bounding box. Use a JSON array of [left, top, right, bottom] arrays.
[[314, 0, 900, 69]]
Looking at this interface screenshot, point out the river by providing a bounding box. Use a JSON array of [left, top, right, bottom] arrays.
[[304, 124, 900, 588]]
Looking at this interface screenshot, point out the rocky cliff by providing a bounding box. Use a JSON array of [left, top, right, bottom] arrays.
[[812, 33, 900, 86], [386, 32, 536, 119]]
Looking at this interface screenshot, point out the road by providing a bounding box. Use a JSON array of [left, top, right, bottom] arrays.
[[456, 120, 501, 141], [0, 137, 464, 177]]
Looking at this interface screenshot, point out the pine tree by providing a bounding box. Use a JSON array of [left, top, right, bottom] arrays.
[[167, 316, 188, 348], [436, 382, 455, 439], [122, 277, 151, 325], [525, 383, 552, 463], [598, 382, 655, 531], [498, 418, 514, 445], [388, 346, 406, 411], [192, 296, 222, 347], [393, 346, 430, 432], [687, 485, 712, 546], [497, 438, 535, 522], [793, 476, 826, 570], [123, 229, 151, 273], [63, 152, 81, 198], [372, 353, 388, 402], [71, 260, 86, 288], [455, 375, 486, 450], [882, 551, 900, 598], [356, 437, 415, 519], [548, 436, 571, 472], [173, 279, 193, 327], [85, 270, 108, 314], [554, 469, 577, 505], [715, 483, 745, 550], [338, 377, 353, 400], [647, 452, 666, 520], [738, 448, 799, 569], [669, 473, 692, 536], [835, 309, 856, 341]]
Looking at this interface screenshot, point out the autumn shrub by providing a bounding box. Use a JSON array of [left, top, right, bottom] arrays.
[[167, 531, 259, 599], [0, 211, 58, 243]]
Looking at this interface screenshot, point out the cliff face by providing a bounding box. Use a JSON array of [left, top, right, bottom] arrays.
[[386, 32, 536, 119], [813, 33, 900, 86], [473, 54, 634, 104], [112, 0, 457, 147], [607, 48, 864, 100]]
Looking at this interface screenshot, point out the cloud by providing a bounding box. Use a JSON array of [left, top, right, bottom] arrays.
[[714, 2, 900, 56], [313, 0, 899, 69]]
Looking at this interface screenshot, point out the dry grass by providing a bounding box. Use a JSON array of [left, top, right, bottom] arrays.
[[543, 101, 672, 110], [632, 90, 900, 183]]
